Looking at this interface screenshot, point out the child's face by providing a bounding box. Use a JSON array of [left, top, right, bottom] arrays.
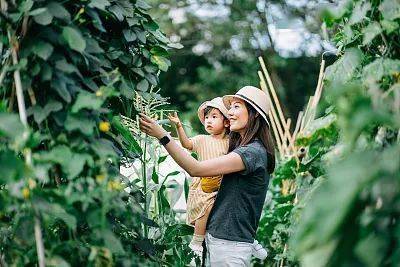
[[204, 108, 228, 135], [227, 98, 249, 135]]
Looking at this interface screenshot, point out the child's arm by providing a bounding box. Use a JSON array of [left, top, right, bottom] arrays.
[[168, 112, 193, 150], [139, 113, 245, 177]]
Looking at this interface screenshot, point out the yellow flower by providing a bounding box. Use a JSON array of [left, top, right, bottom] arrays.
[[22, 187, 30, 199], [95, 90, 103, 97], [28, 178, 37, 189], [99, 121, 110, 132], [96, 174, 106, 183], [107, 180, 123, 191]]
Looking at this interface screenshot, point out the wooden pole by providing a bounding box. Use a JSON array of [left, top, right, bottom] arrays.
[[258, 71, 285, 144], [258, 57, 287, 129], [268, 110, 284, 156], [8, 27, 45, 267]]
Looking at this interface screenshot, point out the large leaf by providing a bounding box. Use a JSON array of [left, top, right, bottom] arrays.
[[348, 1, 371, 25], [62, 27, 86, 52], [325, 48, 363, 84], [72, 91, 104, 113], [47, 2, 70, 21], [362, 58, 400, 82], [33, 8, 53, 25], [32, 41, 54, 60], [362, 22, 382, 45], [379, 0, 400, 20], [65, 114, 95, 136]]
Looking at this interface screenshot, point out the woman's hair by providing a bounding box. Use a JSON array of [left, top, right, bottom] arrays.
[[228, 102, 275, 173]]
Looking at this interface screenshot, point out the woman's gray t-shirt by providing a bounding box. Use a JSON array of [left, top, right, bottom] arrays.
[[206, 139, 270, 243]]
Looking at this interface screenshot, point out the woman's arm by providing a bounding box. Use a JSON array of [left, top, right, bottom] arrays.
[[139, 113, 245, 176], [167, 112, 193, 150]]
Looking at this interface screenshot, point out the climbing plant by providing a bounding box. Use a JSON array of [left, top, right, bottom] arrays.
[[0, 0, 191, 265]]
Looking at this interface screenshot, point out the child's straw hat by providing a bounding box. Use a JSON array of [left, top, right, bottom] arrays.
[[222, 86, 271, 126], [197, 97, 229, 125]]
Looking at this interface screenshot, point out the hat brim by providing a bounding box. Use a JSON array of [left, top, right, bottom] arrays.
[[197, 101, 229, 125], [222, 95, 270, 127]]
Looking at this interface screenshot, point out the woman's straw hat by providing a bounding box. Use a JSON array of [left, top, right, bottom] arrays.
[[197, 97, 229, 125], [222, 86, 271, 126]]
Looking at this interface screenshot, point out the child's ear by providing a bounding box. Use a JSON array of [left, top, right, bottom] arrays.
[[224, 119, 230, 127]]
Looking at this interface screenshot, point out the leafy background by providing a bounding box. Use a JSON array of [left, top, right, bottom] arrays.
[[1, 0, 399, 266]]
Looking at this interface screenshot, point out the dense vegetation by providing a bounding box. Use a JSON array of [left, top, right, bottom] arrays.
[[0, 0, 399, 266]]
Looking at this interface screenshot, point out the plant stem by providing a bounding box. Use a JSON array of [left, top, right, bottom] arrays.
[[9, 28, 45, 267]]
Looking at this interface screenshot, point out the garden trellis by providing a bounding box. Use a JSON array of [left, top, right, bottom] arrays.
[[257, 55, 327, 159]]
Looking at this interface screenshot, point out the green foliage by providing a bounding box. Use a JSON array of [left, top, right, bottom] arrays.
[[290, 1, 400, 267], [256, 1, 400, 266], [0, 0, 189, 265]]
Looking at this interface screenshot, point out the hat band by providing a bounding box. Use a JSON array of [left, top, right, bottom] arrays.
[[236, 93, 268, 119]]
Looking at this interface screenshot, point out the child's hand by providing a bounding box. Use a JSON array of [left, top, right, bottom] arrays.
[[167, 112, 182, 127]]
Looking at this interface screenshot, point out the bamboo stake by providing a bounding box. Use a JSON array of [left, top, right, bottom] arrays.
[[312, 59, 326, 108], [258, 57, 287, 129], [258, 71, 285, 144], [282, 118, 292, 155], [300, 96, 314, 132], [268, 110, 284, 156], [290, 111, 303, 149], [9, 28, 45, 267]]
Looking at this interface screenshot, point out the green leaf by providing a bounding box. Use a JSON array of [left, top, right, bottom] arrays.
[[52, 78, 71, 103], [379, 0, 400, 20], [32, 41, 54, 60], [47, 2, 70, 21], [0, 113, 25, 139], [109, 5, 124, 21], [37, 145, 91, 178], [152, 167, 159, 184], [55, 59, 80, 75], [325, 48, 363, 84], [41, 203, 77, 230], [136, 0, 151, 10], [362, 58, 400, 82], [0, 150, 26, 182], [137, 79, 149, 91], [89, 0, 111, 10], [168, 43, 184, 49], [33, 8, 53, 25], [72, 91, 104, 113], [29, 8, 47, 16], [29, 100, 62, 124], [150, 55, 170, 72], [62, 27, 86, 53], [85, 38, 104, 54], [112, 116, 142, 155], [362, 22, 382, 45], [348, 1, 370, 25], [123, 30, 137, 42], [19, 0, 33, 13], [65, 114, 95, 136], [380, 19, 399, 34], [103, 230, 125, 254]]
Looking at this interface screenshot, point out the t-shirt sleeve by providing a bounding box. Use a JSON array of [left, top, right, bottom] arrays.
[[189, 135, 203, 152], [233, 143, 264, 175]]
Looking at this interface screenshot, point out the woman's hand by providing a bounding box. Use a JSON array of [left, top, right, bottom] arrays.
[[139, 113, 168, 139], [167, 112, 182, 127]]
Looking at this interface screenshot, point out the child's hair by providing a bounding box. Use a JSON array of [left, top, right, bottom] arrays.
[[227, 102, 275, 174], [204, 106, 230, 134]]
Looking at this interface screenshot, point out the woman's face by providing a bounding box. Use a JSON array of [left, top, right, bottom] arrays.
[[227, 97, 249, 136]]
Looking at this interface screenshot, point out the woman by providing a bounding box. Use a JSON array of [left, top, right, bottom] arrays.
[[139, 86, 275, 266]]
